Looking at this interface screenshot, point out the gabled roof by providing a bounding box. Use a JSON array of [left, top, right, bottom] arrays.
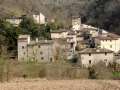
[[79, 48, 113, 54], [6, 16, 22, 19], [81, 24, 98, 30], [18, 35, 30, 39], [96, 33, 120, 40], [67, 30, 76, 35], [51, 29, 68, 33], [28, 40, 54, 46]]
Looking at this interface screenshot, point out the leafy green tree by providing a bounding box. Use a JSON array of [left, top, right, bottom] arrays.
[[85, 0, 120, 34], [88, 67, 97, 79], [48, 19, 64, 30], [0, 19, 18, 56], [19, 16, 39, 39], [19, 16, 51, 40]]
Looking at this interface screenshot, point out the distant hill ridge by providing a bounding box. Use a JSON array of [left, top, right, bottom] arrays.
[[0, 0, 120, 34]]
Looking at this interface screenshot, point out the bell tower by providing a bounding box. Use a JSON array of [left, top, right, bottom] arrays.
[[72, 16, 81, 31]]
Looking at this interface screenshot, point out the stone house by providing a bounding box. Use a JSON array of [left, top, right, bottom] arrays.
[[6, 16, 22, 26], [67, 31, 77, 52], [95, 33, 120, 53], [72, 16, 81, 31], [78, 48, 114, 67], [89, 28, 99, 37], [18, 35, 30, 61], [18, 35, 55, 62], [27, 40, 54, 62], [76, 35, 84, 42], [76, 41, 87, 51], [33, 12, 47, 24], [51, 29, 68, 39], [53, 38, 69, 61]]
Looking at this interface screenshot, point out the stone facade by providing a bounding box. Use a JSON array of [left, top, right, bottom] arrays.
[[6, 17, 22, 26], [27, 41, 54, 62], [72, 16, 81, 31], [51, 29, 68, 39], [18, 35, 55, 62], [79, 48, 114, 67], [33, 13, 46, 24], [95, 33, 120, 53]]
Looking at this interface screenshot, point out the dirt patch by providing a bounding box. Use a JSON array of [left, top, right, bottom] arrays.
[[0, 79, 119, 90]]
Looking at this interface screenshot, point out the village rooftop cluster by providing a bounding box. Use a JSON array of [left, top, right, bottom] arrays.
[[6, 12, 120, 67]]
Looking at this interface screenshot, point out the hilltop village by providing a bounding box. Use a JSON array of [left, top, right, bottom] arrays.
[[6, 12, 120, 67]]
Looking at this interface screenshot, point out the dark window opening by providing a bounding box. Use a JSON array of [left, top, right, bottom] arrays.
[[38, 45, 41, 48], [22, 46, 25, 49], [110, 45, 112, 48], [40, 52, 43, 55], [104, 59, 107, 62], [89, 53, 91, 56], [70, 43, 74, 48], [89, 60, 91, 64], [105, 52, 107, 55], [41, 57, 44, 60], [23, 52, 25, 55], [50, 58, 53, 62]]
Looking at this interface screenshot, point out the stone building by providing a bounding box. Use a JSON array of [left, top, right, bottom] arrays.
[[72, 16, 81, 31], [95, 33, 120, 53], [6, 16, 22, 26], [67, 31, 77, 50], [78, 48, 114, 67], [51, 29, 68, 39], [18, 35, 55, 62], [33, 12, 47, 24], [53, 38, 69, 61], [18, 35, 30, 61]]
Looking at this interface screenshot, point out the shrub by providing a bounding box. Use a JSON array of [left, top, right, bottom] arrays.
[[113, 72, 120, 80], [88, 67, 97, 79], [46, 63, 88, 79], [88, 61, 113, 79]]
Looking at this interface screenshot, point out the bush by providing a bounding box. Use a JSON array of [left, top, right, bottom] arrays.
[[46, 63, 88, 79], [113, 72, 120, 80], [88, 67, 97, 79], [0, 59, 115, 81], [88, 61, 113, 79], [0, 57, 11, 82]]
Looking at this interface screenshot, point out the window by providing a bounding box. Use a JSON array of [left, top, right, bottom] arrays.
[[70, 43, 74, 48], [41, 57, 44, 60], [105, 52, 107, 56], [38, 45, 41, 48], [89, 53, 91, 56], [110, 45, 112, 48], [50, 58, 53, 62], [89, 60, 91, 64], [40, 52, 43, 55], [104, 59, 107, 62], [22, 46, 25, 49]]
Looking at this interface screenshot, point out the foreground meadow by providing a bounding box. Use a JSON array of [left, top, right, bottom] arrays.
[[0, 79, 119, 90]]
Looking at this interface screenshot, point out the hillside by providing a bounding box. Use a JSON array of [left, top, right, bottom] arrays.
[[0, 0, 90, 16], [0, 0, 91, 25], [84, 0, 120, 34], [0, 0, 120, 33]]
